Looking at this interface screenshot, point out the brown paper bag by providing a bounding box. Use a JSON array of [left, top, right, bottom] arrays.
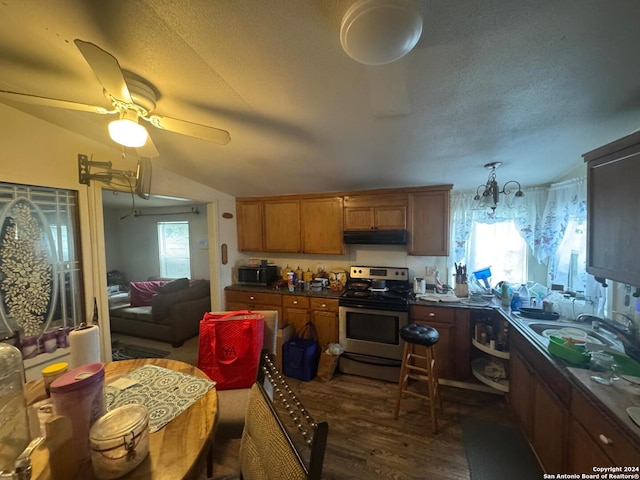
[[315, 350, 340, 382]]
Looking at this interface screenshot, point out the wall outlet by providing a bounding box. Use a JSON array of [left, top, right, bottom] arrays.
[[317, 264, 326, 273]]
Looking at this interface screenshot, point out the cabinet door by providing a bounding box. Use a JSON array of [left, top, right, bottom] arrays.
[[263, 199, 301, 253], [300, 197, 344, 254], [568, 419, 614, 473], [509, 350, 534, 438], [429, 321, 455, 380], [531, 378, 567, 473], [344, 207, 375, 230], [585, 138, 640, 285], [375, 206, 406, 230], [283, 307, 310, 334], [407, 190, 450, 256], [311, 310, 339, 346], [236, 200, 263, 252]]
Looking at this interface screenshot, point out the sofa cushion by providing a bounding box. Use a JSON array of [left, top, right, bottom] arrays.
[[157, 277, 189, 294], [130, 280, 166, 307], [109, 304, 153, 323]]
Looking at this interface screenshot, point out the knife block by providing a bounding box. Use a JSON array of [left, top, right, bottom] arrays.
[[454, 283, 468, 298]]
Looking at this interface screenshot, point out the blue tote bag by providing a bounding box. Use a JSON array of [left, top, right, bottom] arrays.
[[282, 322, 320, 381]]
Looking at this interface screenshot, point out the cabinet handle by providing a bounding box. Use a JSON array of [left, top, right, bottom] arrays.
[[249, 296, 255, 300], [321, 303, 327, 308], [429, 313, 435, 317], [293, 300, 298, 305], [598, 434, 613, 445]]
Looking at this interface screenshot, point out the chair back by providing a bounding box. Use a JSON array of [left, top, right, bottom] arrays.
[[206, 310, 278, 354], [240, 354, 328, 480]]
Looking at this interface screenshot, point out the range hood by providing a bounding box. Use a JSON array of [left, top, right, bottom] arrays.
[[343, 229, 408, 245]]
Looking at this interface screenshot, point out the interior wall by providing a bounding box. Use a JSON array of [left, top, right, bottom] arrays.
[[0, 103, 239, 357], [104, 204, 210, 282]]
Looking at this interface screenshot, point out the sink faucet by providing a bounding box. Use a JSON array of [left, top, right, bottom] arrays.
[[577, 312, 637, 342]]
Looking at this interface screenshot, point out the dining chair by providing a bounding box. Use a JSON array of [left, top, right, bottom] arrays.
[[214, 353, 329, 480], [243, 353, 329, 480]]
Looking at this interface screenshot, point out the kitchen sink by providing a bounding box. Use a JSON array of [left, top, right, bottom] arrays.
[[522, 321, 624, 350]]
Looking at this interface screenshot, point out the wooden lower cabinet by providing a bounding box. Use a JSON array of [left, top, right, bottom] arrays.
[[531, 379, 567, 473], [509, 329, 568, 473], [568, 419, 614, 473], [225, 290, 283, 321], [509, 326, 640, 474], [409, 305, 469, 381], [509, 351, 534, 438], [283, 296, 339, 346]]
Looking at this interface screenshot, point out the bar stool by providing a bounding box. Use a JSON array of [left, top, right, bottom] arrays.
[[394, 323, 442, 433]]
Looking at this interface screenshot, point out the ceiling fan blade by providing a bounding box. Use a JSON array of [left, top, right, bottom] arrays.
[[136, 134, 159, 158], [147, 114, 231, 145], [0, 89, 112, 114], [74, 39, 132, 105]]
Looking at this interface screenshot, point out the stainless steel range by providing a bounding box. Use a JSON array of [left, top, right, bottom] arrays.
[[338, 266, 411, 382]]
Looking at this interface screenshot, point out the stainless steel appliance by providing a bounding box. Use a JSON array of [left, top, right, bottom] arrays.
[[237, 264, 278, 286], [339, 266, 411, 382]]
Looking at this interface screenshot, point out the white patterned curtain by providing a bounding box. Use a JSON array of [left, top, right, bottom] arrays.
[[537, 177, 587, 286], [451, 177, 586, 281], [450, 187, 548, 263]]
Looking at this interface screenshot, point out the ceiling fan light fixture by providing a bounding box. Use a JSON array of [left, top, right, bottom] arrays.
[[340, 0, 422, 65], [108, 109, 148, 148]]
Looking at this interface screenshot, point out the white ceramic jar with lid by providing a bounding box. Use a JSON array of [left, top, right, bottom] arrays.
[[90, 404, 150, 479]]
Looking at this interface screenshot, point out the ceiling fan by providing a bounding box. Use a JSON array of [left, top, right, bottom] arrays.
[[0, 39, 230, 157]]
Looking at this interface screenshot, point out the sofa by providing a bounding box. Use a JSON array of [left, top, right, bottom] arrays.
[[109, 278, 211, 347]]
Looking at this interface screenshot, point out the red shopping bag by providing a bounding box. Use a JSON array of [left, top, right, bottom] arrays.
[[197, 310, 265, 390]]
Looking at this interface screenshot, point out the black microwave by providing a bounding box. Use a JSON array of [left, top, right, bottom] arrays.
[[237, 265, 279, 286]]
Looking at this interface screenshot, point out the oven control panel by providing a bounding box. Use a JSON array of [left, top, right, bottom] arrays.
[[349, 266, 409, 281]]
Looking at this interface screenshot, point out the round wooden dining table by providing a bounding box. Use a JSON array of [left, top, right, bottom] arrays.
[[25, 358, 218, 480]]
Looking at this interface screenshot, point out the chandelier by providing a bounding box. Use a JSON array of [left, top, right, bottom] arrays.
[[473, 162, 524, 211]]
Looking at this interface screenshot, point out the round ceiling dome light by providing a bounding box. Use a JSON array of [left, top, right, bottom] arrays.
[[340, 0, 422, 65]]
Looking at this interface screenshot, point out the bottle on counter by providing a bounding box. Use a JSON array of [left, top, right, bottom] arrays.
[[510, 292, 522, 312], [518, 284, 530, 307], [281, 265, 292, 281], [501, 282, 510, 307]]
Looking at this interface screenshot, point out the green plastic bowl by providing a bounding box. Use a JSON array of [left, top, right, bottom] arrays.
[[547, 336, 589, 366]]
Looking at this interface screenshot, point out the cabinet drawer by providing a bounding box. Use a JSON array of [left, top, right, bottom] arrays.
[[410, 305, 455, 324], [571, 389, 638, 465], [283, 295, 310, 309], [225, 290, 282, 306], [310, 297, 339, 312]]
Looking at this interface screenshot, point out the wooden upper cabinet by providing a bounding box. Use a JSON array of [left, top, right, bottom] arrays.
[[583, 130, 640, 286], [236, 200, 263, 252], [407, 189, 450, 256], [263, 199, 301, 253], [300, 197, 344, 255], [343, 193, 407, 230]]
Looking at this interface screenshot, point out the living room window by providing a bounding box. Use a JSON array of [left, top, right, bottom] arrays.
[[157, 221, 191, 278]]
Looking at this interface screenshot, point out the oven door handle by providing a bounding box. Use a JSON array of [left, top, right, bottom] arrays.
[[341, 352, 402, 367]]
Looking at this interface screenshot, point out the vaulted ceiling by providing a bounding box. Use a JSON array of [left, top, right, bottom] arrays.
[[1, 1, 639, 197]]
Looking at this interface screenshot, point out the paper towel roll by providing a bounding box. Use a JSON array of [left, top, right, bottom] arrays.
[[69, 325, 100, 368]]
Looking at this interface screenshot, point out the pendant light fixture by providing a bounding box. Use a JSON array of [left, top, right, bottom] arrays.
[[340, 0, 422, 65], [108, 109, 149, 148], [473, 162, 524, 211]]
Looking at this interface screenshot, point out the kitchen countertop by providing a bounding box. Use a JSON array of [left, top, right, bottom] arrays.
[[398, 292, 640, 444], [226, 284, 640, 443], [225, 284, 344, 299]]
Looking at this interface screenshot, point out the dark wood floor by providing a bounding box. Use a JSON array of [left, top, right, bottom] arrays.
[[211, 372, 522, 480]]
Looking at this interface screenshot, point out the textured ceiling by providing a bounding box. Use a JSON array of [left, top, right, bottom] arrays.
[[1, 0, 639, 197]]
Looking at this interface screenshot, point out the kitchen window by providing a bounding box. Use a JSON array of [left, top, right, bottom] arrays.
[[157, 221, 191, 278], [451, 177, 587, 292], [467, 220, 528, 286]]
